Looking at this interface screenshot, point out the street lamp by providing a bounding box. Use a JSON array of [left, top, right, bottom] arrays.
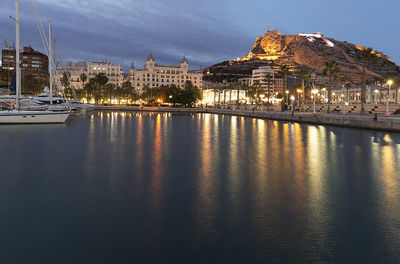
[[285, 90, 289, 104], [290, 95, 295, 110], [311, 89, 318, 113], [139, 98, 143, 110], [374, 89, 379, 105], [296, 89, 302, 107], [322, 88, 327, 104]]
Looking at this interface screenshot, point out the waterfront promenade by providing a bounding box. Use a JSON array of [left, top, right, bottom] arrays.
[[96, 105, 400, 132]]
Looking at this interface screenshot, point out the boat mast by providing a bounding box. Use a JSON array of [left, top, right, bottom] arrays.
[[49, 21, 53, 105], [15, 0, 21, 110]]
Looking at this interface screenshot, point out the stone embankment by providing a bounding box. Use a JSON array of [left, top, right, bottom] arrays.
[[96, 105, 400, 132]]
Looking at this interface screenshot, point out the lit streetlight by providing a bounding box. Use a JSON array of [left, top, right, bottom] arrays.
[[386, 80, 393, 115], [285, 90, 289, 104], [311, 89, 318, 113], [374, 89, 379, 105], [296, 89, 302, 107], [290, 95, 295, 110]]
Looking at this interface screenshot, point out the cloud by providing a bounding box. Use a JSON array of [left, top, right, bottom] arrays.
[[1, 0, 399, 72], [1, 0, 250, 71]]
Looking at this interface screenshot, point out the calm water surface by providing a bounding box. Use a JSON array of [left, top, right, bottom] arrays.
[[1, 111, 400, 263]]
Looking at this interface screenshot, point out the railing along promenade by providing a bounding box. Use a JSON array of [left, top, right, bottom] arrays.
[[95, 103, 400, 132]]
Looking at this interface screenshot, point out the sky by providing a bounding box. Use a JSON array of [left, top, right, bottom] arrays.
[[1, 0, 399, 72]]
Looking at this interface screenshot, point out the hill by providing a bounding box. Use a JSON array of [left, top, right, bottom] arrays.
[[204, 30, 400, 84]]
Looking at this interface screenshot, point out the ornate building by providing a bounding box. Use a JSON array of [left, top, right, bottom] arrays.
[[129, 54, 203, 93]]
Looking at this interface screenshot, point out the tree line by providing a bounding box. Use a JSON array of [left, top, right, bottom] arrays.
[[60, 72, 202, 107]]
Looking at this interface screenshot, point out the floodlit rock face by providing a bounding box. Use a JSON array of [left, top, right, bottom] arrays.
[[205, 30, 400, 84]]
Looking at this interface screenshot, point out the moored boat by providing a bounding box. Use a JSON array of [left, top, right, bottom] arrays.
[[0, 110, 70, 124], [0, 0, 70, 124]]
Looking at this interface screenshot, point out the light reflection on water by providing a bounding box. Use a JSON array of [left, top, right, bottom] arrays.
[[0, 111, 399, 263]]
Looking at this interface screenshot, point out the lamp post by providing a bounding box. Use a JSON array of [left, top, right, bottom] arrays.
[[311, 89, 318, 113], [296, 89, 302, 107], [374, 89, 379, 105], [285, 90, 289, 104], [386, 80, 393, 115], [259, 94, 265, 110], [290, 95, 295, 111]]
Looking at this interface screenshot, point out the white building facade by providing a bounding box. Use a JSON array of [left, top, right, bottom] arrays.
[[129, 54, 203, 93], [252, 66, 276, 94], [88, 61, 124, 87], [58, 61, 87, 89]]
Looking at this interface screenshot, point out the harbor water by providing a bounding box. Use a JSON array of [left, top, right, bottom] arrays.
[[0, 111, 400, 263]]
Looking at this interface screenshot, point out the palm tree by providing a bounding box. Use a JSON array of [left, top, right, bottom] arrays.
[[223, 85, 228, 106], [228, 83, 233, 105], [322, 60, 340, 113], [297, 67, 311, 111], [242, 83, 250, 105], [356, 47, 378, 113], [218, 86, 222, 105], [278, 65, 290, 103], [251, 81, 261, 105], [80, 73, 87, 89], [61, 72, 70, 89], [393, 77, 400, 104], [374, 77, 384, 104], [263, 73, 275, 111], [236, 81, 241, 106], [92, 73, 109, 105], [212, 87, 218, 106]]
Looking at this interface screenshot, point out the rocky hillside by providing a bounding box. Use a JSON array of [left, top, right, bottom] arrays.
[[205, 30, 400, 84]]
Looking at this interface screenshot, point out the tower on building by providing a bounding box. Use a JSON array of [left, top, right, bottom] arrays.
[[180, 56, 188, 72], [130, 59, 135, 71]]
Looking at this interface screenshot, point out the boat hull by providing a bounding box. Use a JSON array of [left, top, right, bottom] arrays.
[[0, 111, 70, 124]]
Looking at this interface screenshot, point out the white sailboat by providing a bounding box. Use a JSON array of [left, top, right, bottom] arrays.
[[0, 0, 70, 124]]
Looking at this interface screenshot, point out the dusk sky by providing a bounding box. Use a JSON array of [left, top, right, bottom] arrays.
[[1, 0, 399, 71]]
